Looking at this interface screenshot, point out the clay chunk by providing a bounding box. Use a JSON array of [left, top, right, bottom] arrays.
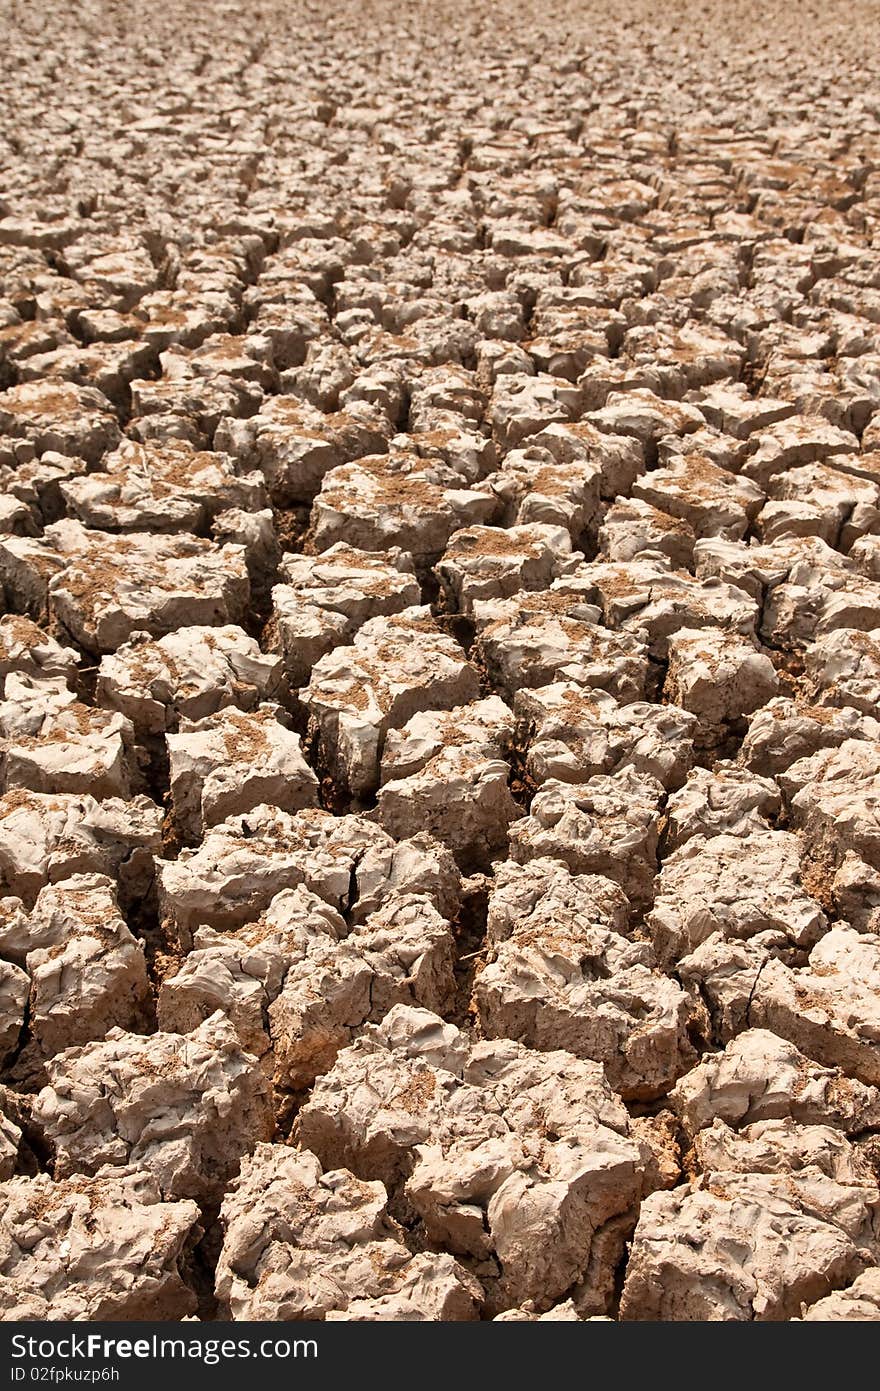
[[270, 543, 419, 687], [310, 454, 498, 562], [157, 804, 457, 943], [302, 608, 480, 798], [17, 874, 150, 1056], [0, 958, 27, 1065], [167, 703, 319, 837], [475, 859, 699, 1099], [669, 1029, 880, 1139], [508, 769, 665, 909], [0, 673, 136, 798], [45, 519, 250, 655], [516, 681, 695, 790], [664, 626, 778, 729], [296, 1004, 650, 1315], [98, 625, 283, 735], [473, 591, 650, 703], [747, 927, 880, 1086], [801, 1269, 880, 1321], [0, 1168, 201, 1320], [0, 380, 120, 466], [0, 615, 78, 694], [0, 788, 162, 909], [159, 887, 456, 1091], [215, 1144, 482, 1320], [33, 1012, 273, 1202], [620, 1168, 880, 1321], [785, 740, 880, 872], [59, 438, 267, 533], [436, 522, 578, 616], [377, 697, 519, 869], [648, 830, 827, 967]]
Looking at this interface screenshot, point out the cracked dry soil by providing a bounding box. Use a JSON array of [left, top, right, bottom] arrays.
[[1, 0, 880, 1324]]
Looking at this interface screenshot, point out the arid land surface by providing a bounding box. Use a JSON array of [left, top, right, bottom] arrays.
[[1, 0, 880, 1322]]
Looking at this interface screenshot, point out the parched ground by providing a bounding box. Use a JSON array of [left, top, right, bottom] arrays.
[[1, 0, 880, 1322]]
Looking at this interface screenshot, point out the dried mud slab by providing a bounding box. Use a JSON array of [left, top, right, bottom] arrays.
[[296, 1005, 652, 1315], [0, 1168, 201, 1320], [33, 1013, 273, 1202], [215, 1145, 482, 1320]]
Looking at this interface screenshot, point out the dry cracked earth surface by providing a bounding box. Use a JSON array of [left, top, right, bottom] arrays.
[[2, 0, 880, 1325]]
